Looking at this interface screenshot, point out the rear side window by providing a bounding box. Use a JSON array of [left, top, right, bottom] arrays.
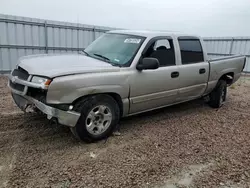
[[178, 39, 204, 64]]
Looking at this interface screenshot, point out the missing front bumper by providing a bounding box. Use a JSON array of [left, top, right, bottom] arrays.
[[11, 93, 80, 127]]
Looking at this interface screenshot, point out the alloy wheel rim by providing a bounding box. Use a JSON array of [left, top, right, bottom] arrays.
[[85, 105, 112, 135]]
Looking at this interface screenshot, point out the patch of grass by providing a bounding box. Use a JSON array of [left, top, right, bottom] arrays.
[[230, 84, 236, 89], [61, 180, 71, 188]]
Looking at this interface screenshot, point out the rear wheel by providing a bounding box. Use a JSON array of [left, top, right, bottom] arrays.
[[208, 80, 227, 108], [70, 95, 120, 142]]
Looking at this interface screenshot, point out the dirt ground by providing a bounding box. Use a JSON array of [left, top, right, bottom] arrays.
[[1, 76, 250, 188]]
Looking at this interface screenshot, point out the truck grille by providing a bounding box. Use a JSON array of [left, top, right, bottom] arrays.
[[12, 67, 29, 80], [9, 81, 25, 92]]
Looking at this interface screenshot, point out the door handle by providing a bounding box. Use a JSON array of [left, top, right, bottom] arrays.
[[171, 71, 179, 78], [199, 68, 206, 74]]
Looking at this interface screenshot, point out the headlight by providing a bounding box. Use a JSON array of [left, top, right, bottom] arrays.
[[31, 76, 52, 86]]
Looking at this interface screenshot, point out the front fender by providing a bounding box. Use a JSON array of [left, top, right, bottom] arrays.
[[46, 72, 130, 104], [48, 85, 128, 104]]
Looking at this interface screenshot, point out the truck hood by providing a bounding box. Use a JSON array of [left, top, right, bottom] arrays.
[[18, 54, 120, 78]]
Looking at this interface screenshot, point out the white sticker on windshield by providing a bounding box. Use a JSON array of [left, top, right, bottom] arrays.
[[124, 38, 141, 44]]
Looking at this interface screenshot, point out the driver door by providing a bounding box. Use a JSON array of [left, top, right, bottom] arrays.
[[129, 37, 180, 114]]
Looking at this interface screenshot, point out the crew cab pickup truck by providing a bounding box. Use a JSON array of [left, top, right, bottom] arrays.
[[8, 30, 246, 142]]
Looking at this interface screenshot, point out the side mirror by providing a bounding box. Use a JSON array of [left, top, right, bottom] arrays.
[[136, 58, 159, 71]]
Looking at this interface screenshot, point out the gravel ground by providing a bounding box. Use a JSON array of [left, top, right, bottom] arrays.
[[1, 75, 250, 188]]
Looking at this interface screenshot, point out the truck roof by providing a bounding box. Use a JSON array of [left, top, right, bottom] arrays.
[[108, 30, 199, 38]]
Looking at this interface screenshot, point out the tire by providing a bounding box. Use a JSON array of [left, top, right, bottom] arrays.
[[70, 95, 120, 142], [209, 80, 227, 108]]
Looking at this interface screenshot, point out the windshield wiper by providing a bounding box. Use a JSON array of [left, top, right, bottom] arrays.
[[92, 53, 122, 67], [93, 53, 111, 62]]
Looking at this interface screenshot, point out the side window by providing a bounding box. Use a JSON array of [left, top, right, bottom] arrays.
[[178, 39, 204, 64], [144, 39, 175, 66], [153, 39, 171, 50]]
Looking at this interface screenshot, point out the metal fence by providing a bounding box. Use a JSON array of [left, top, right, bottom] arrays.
[[204, 37, 250, 72], [1, 14, 250, 73], [0, 14, 115, 73]]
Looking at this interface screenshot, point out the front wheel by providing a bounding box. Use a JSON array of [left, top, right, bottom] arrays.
[[70, 95, 120, 142], [208, 80, 227, 108]]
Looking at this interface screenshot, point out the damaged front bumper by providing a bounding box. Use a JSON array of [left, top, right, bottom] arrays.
[[11, 93, 80, 127], [8, 73, 80, 127]]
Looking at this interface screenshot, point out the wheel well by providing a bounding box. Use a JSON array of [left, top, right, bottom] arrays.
[[219, 72, 234, 85], [107, 93, 123, 117], [72, 93, 123, 117]]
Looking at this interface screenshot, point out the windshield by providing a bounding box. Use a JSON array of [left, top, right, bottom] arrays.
[[84, 33, 145, 67]]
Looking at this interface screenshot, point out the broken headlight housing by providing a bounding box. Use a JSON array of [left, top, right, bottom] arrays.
[[31, 76, 52, 87]]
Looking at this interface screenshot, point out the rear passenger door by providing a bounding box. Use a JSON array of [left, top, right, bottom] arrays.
[[177, 37, 209, 102]]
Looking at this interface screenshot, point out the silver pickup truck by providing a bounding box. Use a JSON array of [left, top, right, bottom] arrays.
[[8, 30, 246, 142]]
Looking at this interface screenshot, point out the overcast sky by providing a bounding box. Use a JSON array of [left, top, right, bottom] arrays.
[[1, 0, 250, 37]]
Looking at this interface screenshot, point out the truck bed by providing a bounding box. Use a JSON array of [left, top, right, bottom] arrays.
[[203, 55, 246, 95], [209, 55, 246, 83]]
